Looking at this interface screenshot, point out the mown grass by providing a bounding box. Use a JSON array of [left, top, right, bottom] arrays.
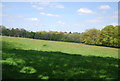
[[2, 36, 118, 58], [1, 36, 119, 80]]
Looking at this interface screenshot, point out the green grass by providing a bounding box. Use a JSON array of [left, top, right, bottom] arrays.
[[1, 36, 119, 80], [2, 36, 118, 58]]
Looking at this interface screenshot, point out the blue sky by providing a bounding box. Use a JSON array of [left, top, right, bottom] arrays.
[[1, 2, 118, 33]]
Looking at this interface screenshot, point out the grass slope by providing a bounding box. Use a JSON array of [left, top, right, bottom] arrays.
[[1, 36, 119, 80], [2, 36, 118, 58]]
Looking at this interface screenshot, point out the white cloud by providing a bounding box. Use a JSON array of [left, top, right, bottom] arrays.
[[0, 4, 5, 8], [74, 24, 84, 26], [114, 10, 120, 15], [86, 17, 103, 23], [40, 12, 60, 17], [110, 23, 118, 26], [32, 5, 37, 8], [99, 5, 111, 10], [24, 18, 39, 21], [35, 24, 40, 26], [6, 19, 15, 23], [32, 5, 44, 10], [38, 2, 64, 8], [111, 16, 118, 19], [37, 7, 44, 10], [57, 21, 65, 25], [77, 8, 95, 15], [2, 14, 23, 18], [86, 16, 117, 24], [114, 11, 118, 14], [56, 5, 64, 8], [31, 2, 64, 9]]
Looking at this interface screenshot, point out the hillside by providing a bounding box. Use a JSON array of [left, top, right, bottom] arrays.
[[1, 36, 119, 80], [2, 36, 118, 58]]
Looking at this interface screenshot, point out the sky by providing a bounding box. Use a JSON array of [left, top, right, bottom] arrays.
[[1, 2, 118, 33]]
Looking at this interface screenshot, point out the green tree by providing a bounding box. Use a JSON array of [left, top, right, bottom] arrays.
[[99, 25, 115, 47], [80, 29, 100, 45]]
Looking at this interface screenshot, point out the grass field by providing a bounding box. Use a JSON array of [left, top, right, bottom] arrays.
[[1, 36, 119, 80]]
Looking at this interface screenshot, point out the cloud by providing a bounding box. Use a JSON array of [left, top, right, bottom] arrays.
[[37, 7, 44, 10], [0, 4, 5, 8], [111, 16, 118, 19], [32, 5, 44, 10], [99, 5, 111, 10], [57, 21, 65, 25], [31, 2, 64, 9], [24, 18, 39, 21], [77, 8, 95, 15], [40, 12, 60, 17], [6, 19, 15, 23], [35, 24, 40, 26], [74, 24, 84, 27], [86, 17, 103, 23], [114, 10, 120, 15], [55, 5, 64, 8], [86, 15, 118, 24], [110, 23, 118, 26], [114, 11, 118, 14], [2, 14, 23, 19], [38, 2, 64, 8]]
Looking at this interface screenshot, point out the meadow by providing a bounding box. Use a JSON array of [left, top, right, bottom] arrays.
[[1, 36, 119, 80]]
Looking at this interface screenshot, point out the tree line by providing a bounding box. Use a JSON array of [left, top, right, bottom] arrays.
[[0, 25, 119, 48]]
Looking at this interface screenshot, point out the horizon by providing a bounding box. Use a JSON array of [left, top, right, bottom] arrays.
[[1, 2, 118, 33]]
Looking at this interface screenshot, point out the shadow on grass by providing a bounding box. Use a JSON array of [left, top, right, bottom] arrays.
[[2, 42, 119, 80]]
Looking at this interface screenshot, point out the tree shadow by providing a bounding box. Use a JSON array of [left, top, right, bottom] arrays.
[[2, 42, 119, 80]]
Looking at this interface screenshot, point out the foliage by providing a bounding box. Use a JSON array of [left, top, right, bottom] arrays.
[[1, 58, 25, 66], [1, 25, 119, 47], [2, 37, 119, 80], [20, 66, 36, 74], [80, 29, 100, 45], [38, 75, 49, 80]]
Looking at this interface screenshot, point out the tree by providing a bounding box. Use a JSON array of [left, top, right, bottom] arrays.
[[80, 29, 100, 45], [1, 25, 119, 48], [99, 25, 115, 47]]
